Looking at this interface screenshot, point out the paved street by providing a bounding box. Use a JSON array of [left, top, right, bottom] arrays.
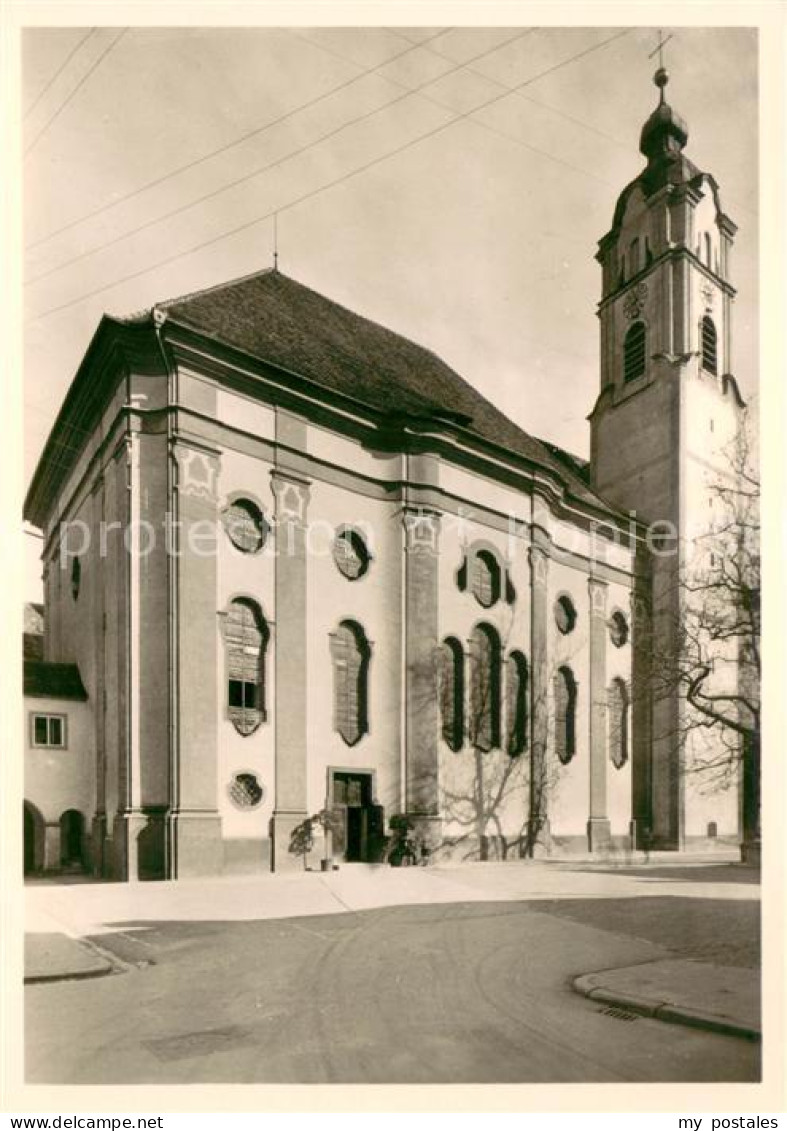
[[25, 862, 760, 1084]]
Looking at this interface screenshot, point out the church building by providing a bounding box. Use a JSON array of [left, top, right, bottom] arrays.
[[23, 69, 746, 880]]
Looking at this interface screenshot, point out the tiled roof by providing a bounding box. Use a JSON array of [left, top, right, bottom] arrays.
[[24, 661, 88, 701], [159, 270, 610, 514]]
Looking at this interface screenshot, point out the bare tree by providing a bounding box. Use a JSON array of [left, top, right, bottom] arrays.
[[644, 419, 760, 857], [435, 613, 563, 861]]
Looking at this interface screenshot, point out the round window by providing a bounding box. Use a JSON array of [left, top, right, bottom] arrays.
[[333, 528, 370, 580], [228, 772, 264, 810], [609, 610, 629, 648], [222, 499, 268, 554], [554, 595, 577, 635]]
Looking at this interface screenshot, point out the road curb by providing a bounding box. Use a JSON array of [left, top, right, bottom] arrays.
[[572, 974, 760, 1041], [25, 934, 117, 985]]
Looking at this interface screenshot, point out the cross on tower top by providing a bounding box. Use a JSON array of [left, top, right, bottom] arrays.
[[648, 30, 674, 101]]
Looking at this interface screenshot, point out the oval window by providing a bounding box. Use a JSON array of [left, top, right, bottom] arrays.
[[222, 499, 268, 554], [609, 610, 629, 648], [333, 528, 370, 580], [554, 595, 577, 635]]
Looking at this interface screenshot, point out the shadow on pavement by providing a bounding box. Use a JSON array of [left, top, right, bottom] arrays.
[[555, 864, 761, 886]]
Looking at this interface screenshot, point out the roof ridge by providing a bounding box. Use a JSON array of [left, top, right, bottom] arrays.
[[156, 265, 279, 314]]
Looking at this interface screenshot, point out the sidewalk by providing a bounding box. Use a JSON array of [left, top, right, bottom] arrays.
[[24, 904, 113, 984], [573, 958, 760, 1040], [24, 859, 760, 1039]]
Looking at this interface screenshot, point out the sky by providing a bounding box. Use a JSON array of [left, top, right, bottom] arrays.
[[19, 23, 759, 596]]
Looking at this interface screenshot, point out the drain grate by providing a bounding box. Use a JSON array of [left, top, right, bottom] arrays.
[[598, 1006, 639, 1022]]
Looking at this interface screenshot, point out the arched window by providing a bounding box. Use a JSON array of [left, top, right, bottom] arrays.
[[704, 232, 713, 268], [623, 321, 647, 383], [469, 624, 501, 752], [701, 315, 717, 375], [225, 598, 268, 735], [330, 620, 370, 746], [471, 550, 501, 609], [439, 637, 464, 752], [506, 651, 528, 757], [554, 666, 577, 765], [629, 237, 640, 275], [608, 678, 629, 769]]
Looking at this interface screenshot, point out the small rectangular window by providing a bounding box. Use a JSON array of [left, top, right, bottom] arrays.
[[228, 679, 244, 708], [31, 713, 66, 748]]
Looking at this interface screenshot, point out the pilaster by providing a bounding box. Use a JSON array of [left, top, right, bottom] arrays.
[[270, 469, 311, 871], [528, 544, 550, 852], [403, 506, 442, 838], [165, 440, 223, 879], [587, 577, 611, 852]]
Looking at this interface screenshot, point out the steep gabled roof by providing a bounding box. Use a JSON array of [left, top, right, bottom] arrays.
[[158, 269, 611, 514]]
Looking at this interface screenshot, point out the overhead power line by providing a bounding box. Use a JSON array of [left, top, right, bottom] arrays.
[[27, 28, 536, 287], [31, 28, 631, 323], [24, 29, 96, 120], [25, 28, 128, 157], [25, 28, 451, 251]]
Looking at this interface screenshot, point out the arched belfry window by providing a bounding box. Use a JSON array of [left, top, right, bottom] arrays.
[[330, 620, 370, 746], [469, 624, 501, 753], [225, 598, 269, 735], [439, 637, 464, 752], [623, 321, 647, 383], [554, 666, 577, 765], [505, 651, 528, 757], [701, 316, 718, 375], [608, 678, 629, 769]]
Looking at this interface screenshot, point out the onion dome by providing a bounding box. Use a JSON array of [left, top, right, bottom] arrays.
[[639, 67, 689, 162]]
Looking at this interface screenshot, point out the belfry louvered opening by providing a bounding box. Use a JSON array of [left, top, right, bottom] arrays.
[[623, 321, 647, 383], [701, 316, 718, 375]]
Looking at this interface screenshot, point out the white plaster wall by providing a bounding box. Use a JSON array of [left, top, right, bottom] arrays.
[[24, 697, 94, 824], [305, 479, 403, 820], [217, 390, 276, 441], [215, 448, 277, 840], [437, 511, 532, 845], [439, 462, 529, 526], [547, 559, 591, 838], [307, 423, 403, 482], [605, 579, 634, 835]]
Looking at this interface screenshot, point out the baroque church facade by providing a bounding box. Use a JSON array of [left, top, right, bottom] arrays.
[[23, 72, 746, 880]]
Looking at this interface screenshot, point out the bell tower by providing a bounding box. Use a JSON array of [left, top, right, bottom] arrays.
[[589, 67, 745, 849]]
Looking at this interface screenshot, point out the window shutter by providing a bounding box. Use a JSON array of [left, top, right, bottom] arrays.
[[225, 599, 266, 735], [331, 622, 369, 746]]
